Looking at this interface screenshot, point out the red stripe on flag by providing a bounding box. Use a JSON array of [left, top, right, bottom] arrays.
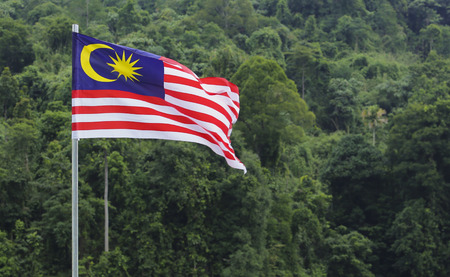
[[164, 76, 239, 118], [72, 105, 193, 124], [72, 89, 236, 153], [73, 104, 230, 139], [161, 57, 196, 76], [72, 89, 165, 102], [72, 121, 236, 160], [73, 90, 230, 135], [200, 77, 240, 106], [164, 89, 235, 123]]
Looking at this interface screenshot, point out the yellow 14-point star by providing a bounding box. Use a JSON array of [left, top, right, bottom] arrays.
[[107, 51, 142, 82]]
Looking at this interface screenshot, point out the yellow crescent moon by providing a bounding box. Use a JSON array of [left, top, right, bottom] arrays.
[[80, 44, 116, 82]]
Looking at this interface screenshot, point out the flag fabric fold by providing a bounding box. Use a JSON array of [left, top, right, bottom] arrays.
[[72, 33, 246, 173]]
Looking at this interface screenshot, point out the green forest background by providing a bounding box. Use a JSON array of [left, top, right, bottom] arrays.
[[1, 0, 449, 276]]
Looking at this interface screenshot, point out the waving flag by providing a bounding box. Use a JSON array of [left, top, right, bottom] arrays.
[[72, 33, 246, 172]]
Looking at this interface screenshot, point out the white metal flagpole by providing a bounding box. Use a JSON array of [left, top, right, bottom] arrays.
[[72, 23, 79, 277]]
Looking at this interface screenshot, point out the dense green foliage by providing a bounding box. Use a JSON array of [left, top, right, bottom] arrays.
[[1, 0, 449, 276]]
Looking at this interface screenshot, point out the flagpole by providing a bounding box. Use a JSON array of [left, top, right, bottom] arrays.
[[72, 23, 79, 277]]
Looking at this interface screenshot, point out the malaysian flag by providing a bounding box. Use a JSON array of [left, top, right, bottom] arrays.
[[72, 33, 246, 172]]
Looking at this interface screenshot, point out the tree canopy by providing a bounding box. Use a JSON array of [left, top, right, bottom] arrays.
[[0, 0, 449, 276]]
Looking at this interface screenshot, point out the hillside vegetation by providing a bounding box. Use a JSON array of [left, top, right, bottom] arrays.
[[0, 0, 449, 276]]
